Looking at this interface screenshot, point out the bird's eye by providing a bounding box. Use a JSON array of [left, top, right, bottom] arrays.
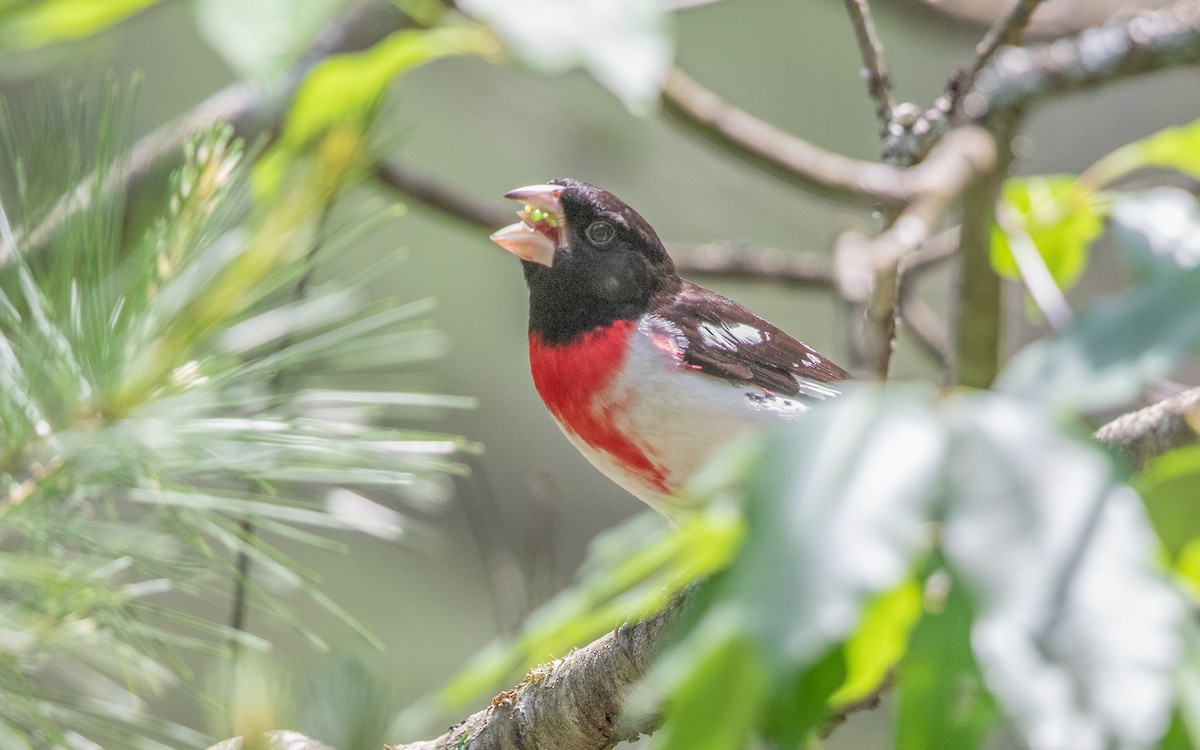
[[584, 220, 616, 246]]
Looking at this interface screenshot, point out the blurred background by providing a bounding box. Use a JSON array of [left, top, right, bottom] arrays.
[[1, 0, 1197, 746]]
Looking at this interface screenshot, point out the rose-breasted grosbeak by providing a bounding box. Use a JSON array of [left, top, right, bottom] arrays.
[[490, 179, 848, 515]]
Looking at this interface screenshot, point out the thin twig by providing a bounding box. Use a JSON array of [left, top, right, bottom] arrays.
[[899, 297, 952, 371], [966, 0, 1047, 84], [374, 162, 511, 228], [835, 126, 997, 379], [661, 68, 917, 207], [841, 0, 896, 136], [668, 242, 834, 287]]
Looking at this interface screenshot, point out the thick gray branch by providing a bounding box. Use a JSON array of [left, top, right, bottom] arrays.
[[1095, 386, 1200, 469], [961, 2, 1200, 122], [388, 599, 686, 750]]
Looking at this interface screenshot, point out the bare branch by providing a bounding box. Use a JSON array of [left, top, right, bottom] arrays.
[[967, 0, 1047, 83], [387, 599, 687, 750], [661, 68, 917, 207], [374, 162, 511, 229], [669, 242, 834, 287], [841, 0, 896, 135], [1095, 386, 1200, 469], [899, 297, 952, 371], [835, 126, 997, 379], [961, 2, 1200, 122]]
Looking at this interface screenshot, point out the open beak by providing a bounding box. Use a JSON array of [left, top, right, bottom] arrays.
[[489, 184, 566, 268]]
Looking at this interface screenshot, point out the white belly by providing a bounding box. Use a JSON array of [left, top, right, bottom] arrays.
[[550, 314, 827, 515]]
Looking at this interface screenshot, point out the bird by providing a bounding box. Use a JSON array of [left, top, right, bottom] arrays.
[[490, 178, 848, 516]]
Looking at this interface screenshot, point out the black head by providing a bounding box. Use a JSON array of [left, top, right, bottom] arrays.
[[490, 179, 681, 343]]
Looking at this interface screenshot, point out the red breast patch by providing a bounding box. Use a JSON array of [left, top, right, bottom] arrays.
[[529, 320, 670, 494]]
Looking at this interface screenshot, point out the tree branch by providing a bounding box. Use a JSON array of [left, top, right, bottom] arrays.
[[841, 0, 895, 136], [960, 2, 1200, 122], [835, 126, 996, 379], [1095, 386, 1200, 469], [387, 598, 687, 750], [660, 68, 918, 207], [965, 0, 1046, 85]]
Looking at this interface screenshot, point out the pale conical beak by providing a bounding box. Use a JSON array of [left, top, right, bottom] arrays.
[[490, 221, 556, 267], [489, 184, 566, 268]]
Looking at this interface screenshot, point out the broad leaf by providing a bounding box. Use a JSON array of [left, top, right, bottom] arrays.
[[1086, 118, 1200, 186], [0, 0, 162, 51], [650, 384, 946, 749], [990, 175, 1102, 292], [456, 0, 673, 113], [896, 571, 995, 750], [1111, 188, 1200, 281], [942, 394, 1184, 750], [1136, 445, 1200, 558], [193, 0, 343, 81], [996, 263, 1200, 411]]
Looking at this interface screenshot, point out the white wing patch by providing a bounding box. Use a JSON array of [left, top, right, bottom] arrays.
[[697, 320, 766, 351]]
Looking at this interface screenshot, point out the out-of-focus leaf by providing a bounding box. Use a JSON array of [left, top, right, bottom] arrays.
[[648, 384, 946, 749], [1136, 445, 1200, 557], [1176, 624, 1200, 750], [896, 572, 995, 750], [653, 630, 770, 750], [990, 175, 1102, 291], [996, 264, 1200, 411], [1085, 118, 1200, 187], [831, 576, 921, 705], [192, 0, 342, 81], [414, 502, 743, 722], [0, 0, 162, 51], [255, 25, 490, 195], [456, 0, 673, 113], [941, 394, 1184, 750], [1111, 188, 1200, 280]]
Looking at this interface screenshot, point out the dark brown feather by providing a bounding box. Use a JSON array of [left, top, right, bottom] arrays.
[[654, 281, 849, 397]]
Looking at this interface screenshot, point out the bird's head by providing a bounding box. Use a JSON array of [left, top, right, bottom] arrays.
[[490, 179, 678, 306]]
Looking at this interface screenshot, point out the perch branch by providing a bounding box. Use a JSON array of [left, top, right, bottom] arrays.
[[1095, 386, 1200, 469], [387, 598, 688, 750]]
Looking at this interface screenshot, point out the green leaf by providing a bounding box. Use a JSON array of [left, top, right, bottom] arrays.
[[1136, 445, 1200, 557], [896, 573, 995, 750], [655, 630, 770, 750], [1175, 623, 1200, 750], [456, 0, 673, 113], [1110, 188, 1200, 281], [940, 393, 1184, 750], [990, 175, 1103, 291], [192, 0, 342, 81], [1085, 118, 1200, 187], [652, 384, 946, 747], [831, 576, 921, 705], [254, 25, 490, 194], [0, 0, 163, 51], [996, 213, 1200, 409], [283, 26, 489, 148]]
